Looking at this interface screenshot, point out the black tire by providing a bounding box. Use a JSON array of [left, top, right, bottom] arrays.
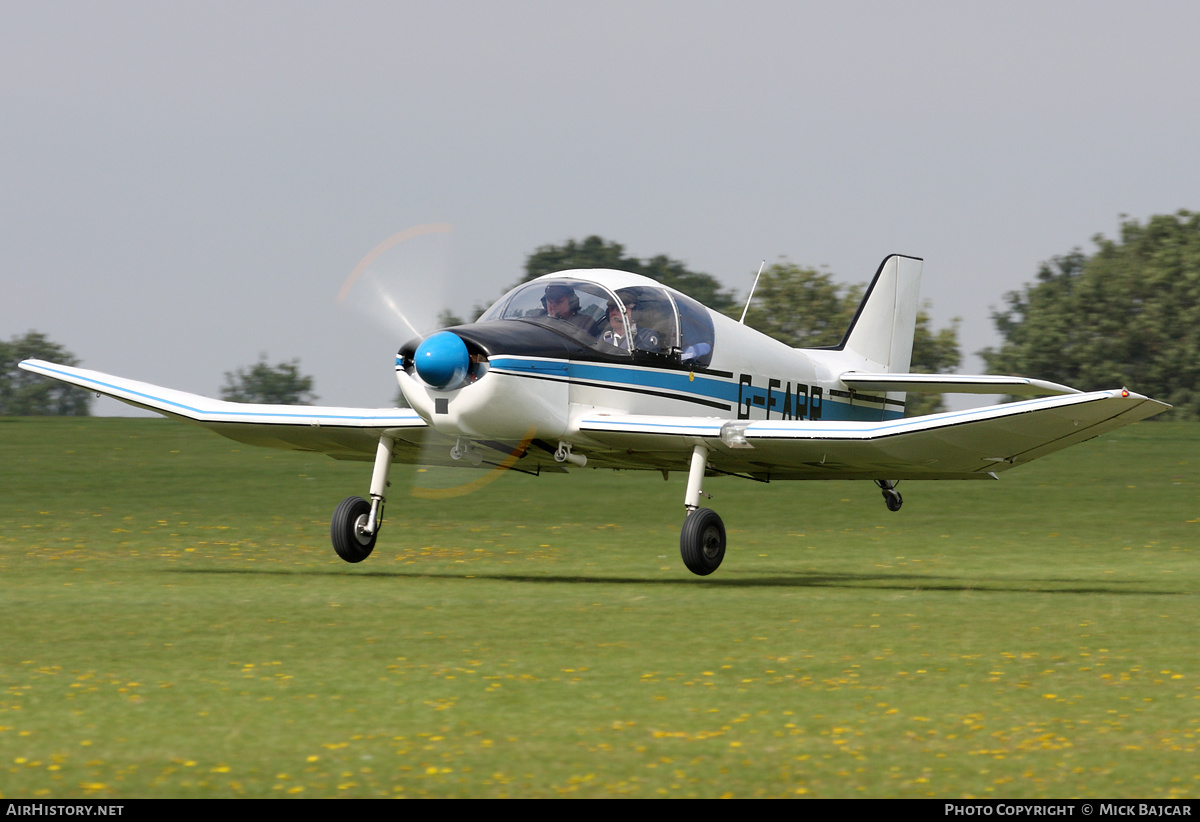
[[331, 496, 376, 563], [680, 507, 726, 576], [884, 489, 903, 512]]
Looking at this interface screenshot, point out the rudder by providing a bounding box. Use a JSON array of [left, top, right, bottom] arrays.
[[835, 254, 922, 373]]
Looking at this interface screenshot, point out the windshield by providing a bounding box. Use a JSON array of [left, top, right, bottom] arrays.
[[480, 278, 712, 365], [479, 279, 614, 346]]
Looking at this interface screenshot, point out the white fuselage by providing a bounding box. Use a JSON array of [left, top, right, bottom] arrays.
[[396, 269, 906, 448]]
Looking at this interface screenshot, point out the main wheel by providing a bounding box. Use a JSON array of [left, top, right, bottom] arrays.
[[884, 489, 903, 512], [680, 507, 726, 576], [331, 496, 376, 563]]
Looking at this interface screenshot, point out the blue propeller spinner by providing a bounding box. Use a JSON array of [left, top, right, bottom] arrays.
[[414, 331, 470, 389]]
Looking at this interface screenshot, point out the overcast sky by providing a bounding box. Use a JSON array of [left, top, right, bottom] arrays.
[[5, 0, 1198, 414]]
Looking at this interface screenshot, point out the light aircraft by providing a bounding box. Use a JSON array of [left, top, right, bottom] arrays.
[[20, 254, 1169, 575]]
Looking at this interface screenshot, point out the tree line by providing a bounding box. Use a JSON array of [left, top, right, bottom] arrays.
[[0, 334, 315, 416], [5, 211, 1197, 417], [981, 211, 1200, 418], [0, 332, 92, 415]]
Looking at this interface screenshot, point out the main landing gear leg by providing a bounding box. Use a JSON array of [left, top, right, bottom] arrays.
[[680, 444, 725, 576], [332, 435, 395, 563], [876, 479, 903, 512]]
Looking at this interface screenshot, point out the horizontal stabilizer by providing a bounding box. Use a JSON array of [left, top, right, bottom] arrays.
[[840, 372, 1082, 396]]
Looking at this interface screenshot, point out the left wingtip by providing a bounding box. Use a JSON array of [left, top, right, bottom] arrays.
[[18, 358, 52, 373]]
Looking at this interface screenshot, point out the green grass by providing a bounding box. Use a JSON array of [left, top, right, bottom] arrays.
[[1, 417, 1198, 798]]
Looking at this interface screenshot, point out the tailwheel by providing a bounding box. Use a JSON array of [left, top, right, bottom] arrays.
[[680, 507, 726, 576], [331, 495, 376, 563], [876, 479, 902, 512]]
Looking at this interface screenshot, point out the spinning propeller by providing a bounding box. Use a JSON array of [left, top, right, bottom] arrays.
[[336, 223, 529, 500]]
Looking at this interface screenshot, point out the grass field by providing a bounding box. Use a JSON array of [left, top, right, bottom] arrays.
[[1, 416, 1198, 798]]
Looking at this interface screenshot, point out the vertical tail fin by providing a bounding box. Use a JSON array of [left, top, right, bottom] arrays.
[[836, 254, 922, 373]]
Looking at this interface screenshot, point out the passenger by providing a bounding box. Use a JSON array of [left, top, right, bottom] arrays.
[[602, 298, 660, 353]]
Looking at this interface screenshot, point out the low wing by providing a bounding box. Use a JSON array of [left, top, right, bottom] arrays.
[[840, 372, 1081, 396], [19, 359, 429, 462], [21, 359, 567, 473], [578, 389, 1169, 480]]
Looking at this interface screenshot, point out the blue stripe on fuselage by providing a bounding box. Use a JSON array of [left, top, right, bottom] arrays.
[[488, 357, 734, 404], [487, 356, 902, 422], [569, 361, 738, 403]]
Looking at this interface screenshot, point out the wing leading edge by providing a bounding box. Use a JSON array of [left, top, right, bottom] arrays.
[[19, 359, 426, 461], [578, 389, 1170, 480]]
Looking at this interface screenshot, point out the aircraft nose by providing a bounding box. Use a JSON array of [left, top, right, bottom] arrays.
[[414, 331, 470, 389]]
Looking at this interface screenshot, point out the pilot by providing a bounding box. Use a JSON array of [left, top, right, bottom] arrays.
[[602, 297, 660, 353], [542, 284, 594, 332]]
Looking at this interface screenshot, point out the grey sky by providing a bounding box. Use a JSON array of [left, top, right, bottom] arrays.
[[5, 1, 1198, 414]]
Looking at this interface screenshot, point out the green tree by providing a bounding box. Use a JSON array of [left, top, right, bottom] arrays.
[[523, 236, 639, 280], [735, 261, 858, 346], [738, 262, 961, 415], [639, 254, 740, 314], [0, 331, 92, 415], [981, 211, 1200, 418], [908, 304, 962, 416], [436, 308, 467, 329], [521, 236, 739, 313], [221, 356, 317, 405]]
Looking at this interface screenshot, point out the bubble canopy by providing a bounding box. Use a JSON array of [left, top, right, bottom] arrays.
[[478, 272, 715, 367]]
